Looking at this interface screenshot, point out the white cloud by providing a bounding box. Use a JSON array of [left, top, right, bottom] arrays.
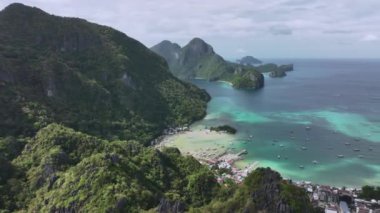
[[236, 48, 247, 54], [361, 34, 378, 42], [1, 0, 380, 58]]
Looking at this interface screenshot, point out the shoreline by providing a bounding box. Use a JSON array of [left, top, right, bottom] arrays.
[[216, 80, 233, 86], [154, 126, 364, 190], [155, 127, 260, 183]]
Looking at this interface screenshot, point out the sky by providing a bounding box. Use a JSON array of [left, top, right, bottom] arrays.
[[1, 0, 380, 59]]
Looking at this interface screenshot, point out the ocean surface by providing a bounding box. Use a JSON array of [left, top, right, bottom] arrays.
[[188, 58, 380, 187]]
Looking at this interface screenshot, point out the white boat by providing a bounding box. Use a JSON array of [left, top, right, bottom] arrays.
[[312, 160, 319, 164], [337, 155, 344, 158]]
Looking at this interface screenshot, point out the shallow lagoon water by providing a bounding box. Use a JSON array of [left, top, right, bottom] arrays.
[[183, 59, 380, 187]]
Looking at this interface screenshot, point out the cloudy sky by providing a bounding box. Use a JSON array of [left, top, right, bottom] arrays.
[[1, 0, 380, 59]]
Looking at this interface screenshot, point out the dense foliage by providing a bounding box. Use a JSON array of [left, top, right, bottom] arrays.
[[230, 69, 265, 89], [0, 3, 209, 145], [360, 185, 380, 201], [0, 124, 219, 212], [210, 125, 237, 134]]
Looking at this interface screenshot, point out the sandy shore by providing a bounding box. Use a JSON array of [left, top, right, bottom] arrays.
[[216, 80, 233, 86], [156, 128, 234, 161]]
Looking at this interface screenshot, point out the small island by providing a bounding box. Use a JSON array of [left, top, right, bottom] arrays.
[[237, 56, 262, 66], [269, 70, 287, 78], [210, 125, 237, 134]]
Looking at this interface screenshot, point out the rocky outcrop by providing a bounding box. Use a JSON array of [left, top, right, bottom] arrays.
[[269, 70, 287, 78], [248, 168, 290, 212], [157, 198, 186, 213], [151, 40, 181, 71], [245, 168, 313, 213], [279, 64, 293, 72], [257, 63, 293, 78]]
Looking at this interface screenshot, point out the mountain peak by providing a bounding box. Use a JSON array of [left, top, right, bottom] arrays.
[[153, 40, 181, 49], [185, 37, 214, 55], [188, 37, 211, 47], [1, 3, 44, 14]]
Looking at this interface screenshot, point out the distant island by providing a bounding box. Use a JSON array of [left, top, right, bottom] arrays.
[[151, 39, 294, 88], [237, 56, 262, 65]]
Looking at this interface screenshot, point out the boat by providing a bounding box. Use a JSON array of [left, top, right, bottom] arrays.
[[345, 142, 351, 146], [301, 146, 307, 150], [299, 165, 305, 169], [305, 126, 311, 131], [312, 160, 319, 164], [337, 155, 344, 158]]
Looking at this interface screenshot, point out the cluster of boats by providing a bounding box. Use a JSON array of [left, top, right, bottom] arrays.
[[269, 126, 377, 170]]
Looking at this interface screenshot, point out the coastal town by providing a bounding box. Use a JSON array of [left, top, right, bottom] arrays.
[[155, 126, 380, 213], [293, 181, 380, 213]]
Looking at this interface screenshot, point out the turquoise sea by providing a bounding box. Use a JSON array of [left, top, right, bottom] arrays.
[[190, 59, 380, 187]]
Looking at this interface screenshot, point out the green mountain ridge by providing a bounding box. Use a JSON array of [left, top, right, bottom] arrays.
[[0, 3, 209, 144], [0, 3, 316, 212], [151, 38, 265, 90]]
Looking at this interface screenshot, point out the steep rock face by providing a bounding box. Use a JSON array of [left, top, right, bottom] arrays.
[[0, 3, 210, 143], [195, 168, 314, 213], [179, 38, 215, 66], [245, 168, 313, 213], [157, 198, 186, 213], [269, 70, 287, 78], [279, 64, 294, 72], [150, 40, 181, 71]]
